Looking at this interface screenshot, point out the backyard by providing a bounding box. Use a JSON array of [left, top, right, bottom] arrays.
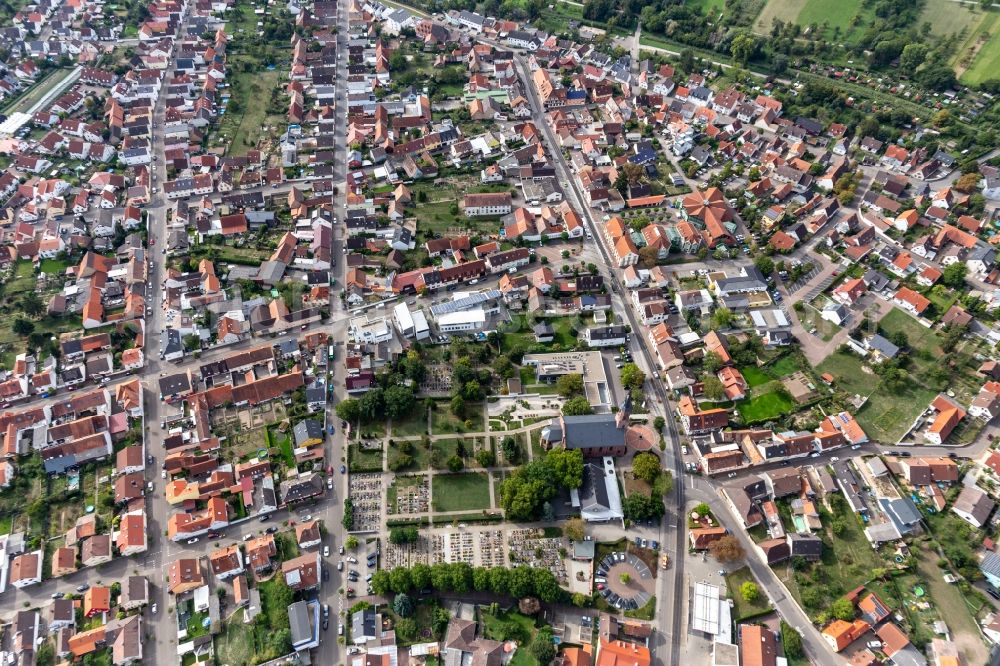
[[480, 609, 545, 666], [432, 473, 492, 512], [775, 495, 890, 620]]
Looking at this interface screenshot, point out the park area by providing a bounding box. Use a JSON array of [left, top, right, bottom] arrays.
[[753, 0, 864, 42]]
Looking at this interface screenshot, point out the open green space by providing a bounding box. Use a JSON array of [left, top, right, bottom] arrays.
[[817, 349, 935, 443], [916, 547, 988, 665], [740, 366, 773, 388], [767, 354, 802, 378], [388, 438, 430, 472], [432, 473, 491, 512], [391, 408, 429, 437], [795, 0, 862, 33], [349, 442, 384, 472], [686, 0, 726, 14], [753, 0, 809, 35], [1, 68, 74, 115], [725, 567, 773, 621], [737, 385, 795, 423], [266, 427, 295, 467], [218, 69, 287, 156], [431, 400, 484, 435], [39, 258, 70, 275], [956, 10, 1000, 84]]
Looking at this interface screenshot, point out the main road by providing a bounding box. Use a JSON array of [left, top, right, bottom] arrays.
[[509, 53, 687, 666]]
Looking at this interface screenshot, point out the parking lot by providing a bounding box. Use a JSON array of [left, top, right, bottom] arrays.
[[596, 551, 654, 611]]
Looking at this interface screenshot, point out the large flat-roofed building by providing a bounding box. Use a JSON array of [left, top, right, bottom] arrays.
[[521, 351, 610, 406]]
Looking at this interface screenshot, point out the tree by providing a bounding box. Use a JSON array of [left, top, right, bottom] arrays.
[[781, 621, 803, 659], [12, 318, 34, 337], [384, 385, 416, 420], [562, 396, 593, 416], [556, 373, 584, 397], [740, 581, 760, 603], [447, 455, 464, 472], [345, 536, 359, 549], [942, 262, 968, 288], [754, 255, 774, 277], [545, 448, 584, 488], [708, 535, 745, 563], [336, 399, 362, 424], [389, 526, 419, 544], [831, 597, 855, 621], [620, 363, 645, 391], [501, 436, 520, 463], [702, 376, 726, 401], [530, 629, 557, 665], [564, 518, 585, 542], [955, 172, 981, 193], [622, 493, 665, 521], [632, 452, 662, 484], [20, 292, 44, 318], [450, 395, 466, 418], [730, 31, 758, 65], [900, 43, 928, 72], [342, 499, 354, 530], [393, 593, 414, 618], [702, 351, 724, 373], [476, 449, 496, 467], [519, 597, 541, 615], [654, 416, 665, 432]]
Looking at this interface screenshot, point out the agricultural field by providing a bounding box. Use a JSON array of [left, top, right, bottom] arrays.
[[954, 9, 1000, 84]]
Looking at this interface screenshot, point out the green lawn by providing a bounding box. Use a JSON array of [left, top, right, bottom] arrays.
[[388, 439, 429, 472], [740, 366, 773, 388], [431, 438, 462, 469], [218, 69, 287, 155], [431, 400, 484, 435], [266, 427, 295, 467], [432, 473, 491, 512], [725, 567, 773, 621], [737, 387, 795, 423], [39, 258, 70, 275], [391, 408, 428, 437], [795, 0, 862, 33], [958, 10, 1000, 84], [767, 354, 801, 378], [349, 442, 384, 472], [817, 349, 936, 443]]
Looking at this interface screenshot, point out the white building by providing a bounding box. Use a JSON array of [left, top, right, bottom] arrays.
[[392, 302, 430, 341]]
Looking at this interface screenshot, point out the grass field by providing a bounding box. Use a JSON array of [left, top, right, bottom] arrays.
[[921, 0, 986, 37], [349, 442, 384, 472], [431, 400, 485, 435], [391, 408, 428, 437], [737, 386, 795, 423], [740, 366, 773, 388], [432, 473, 491, 512], [1, 68, 75, 115], [388, 439, 430, 472], [817, 349, 935, 443], [686, 0, 726, 14], [217, 69, 286, 156], [754, 0, 809, 36], [725, 567, 773, 621], [795, 0, 862, 33], [917, 548, 988, 665], [959, 10, 1000, 84]]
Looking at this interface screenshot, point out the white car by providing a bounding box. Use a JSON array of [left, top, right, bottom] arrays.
[[151, 603, 158, 615], [323, 545, 330, 557], [161, 470, 166, 479], [187, 538, 199, 545]]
